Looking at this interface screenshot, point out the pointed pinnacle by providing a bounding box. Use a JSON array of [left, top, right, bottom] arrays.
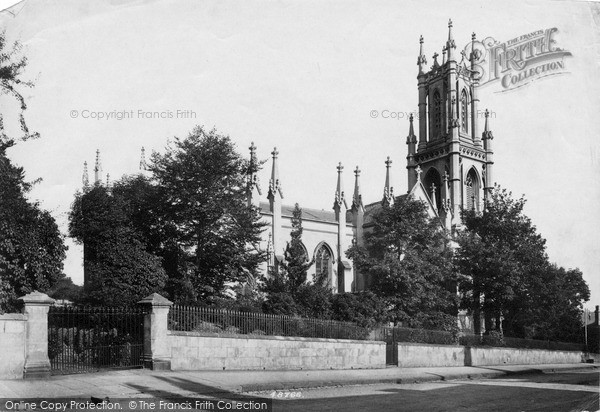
[[483, 109, 494, 140], [447, 18, 456, 51]]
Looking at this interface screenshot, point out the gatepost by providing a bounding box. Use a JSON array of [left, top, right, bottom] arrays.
[[138, 293, 173, 370], [20, 291, 54, 379]]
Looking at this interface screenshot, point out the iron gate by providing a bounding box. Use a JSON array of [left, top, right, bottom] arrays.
[[384, 327, 398, 365], [48, 306, 146, 375], [372, 327, 398, 365]]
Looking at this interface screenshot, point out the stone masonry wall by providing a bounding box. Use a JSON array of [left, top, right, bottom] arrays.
[[0, 314, 26, 379], [467, 346, 585, 366], [168, 331, 386, 371], [397, 343, 585, 367], [398, 343, 466, 367]]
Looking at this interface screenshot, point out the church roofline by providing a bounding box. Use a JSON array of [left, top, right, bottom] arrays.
[[259, 201, 353, 225]]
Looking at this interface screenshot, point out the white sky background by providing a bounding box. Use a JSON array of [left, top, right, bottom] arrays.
[[0, 0, 598, 308]]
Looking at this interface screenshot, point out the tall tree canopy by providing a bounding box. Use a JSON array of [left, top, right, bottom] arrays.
[[69, 185, 167, 306], [0, 146, 66, 312], [0, 33, 56, 312], [457, 186, 589, 339], [348, 196, 457, 330], [0, 32, 39, 142], [150, 126, 266, 302]]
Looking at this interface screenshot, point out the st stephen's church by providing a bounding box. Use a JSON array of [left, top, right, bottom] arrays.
[[246, 21, 496, 294], [85, 21, 496, 296]]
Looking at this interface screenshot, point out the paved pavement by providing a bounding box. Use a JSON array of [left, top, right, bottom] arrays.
[[0, 364, 597, 398]]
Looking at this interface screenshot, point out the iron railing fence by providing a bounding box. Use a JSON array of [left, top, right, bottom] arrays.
[[371, 326, 458, 345], [168, 305, 371, 340], [48, 305, 146, 375], [168, 305, 586, 351]]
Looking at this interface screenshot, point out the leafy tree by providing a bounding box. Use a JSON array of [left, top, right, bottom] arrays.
[[262, 292, 299, 316], [457, 186, 547, 334], [294, 272, 333, 319], [69, 185, 167, 306], [0, 145, 66, 312], [525, 265, 589, 342], [150, 126, 266, 302], [0, 33, 54, 313], [348, 195, 457, 329], [47, 277, 83, 302], [457, 186, 589, 340], [0, 32, 39, 142], [330, 291, 388, 329], [110, 175, 188, 302]]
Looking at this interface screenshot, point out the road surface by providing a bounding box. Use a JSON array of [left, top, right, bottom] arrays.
[[260, 370, 599, 412]]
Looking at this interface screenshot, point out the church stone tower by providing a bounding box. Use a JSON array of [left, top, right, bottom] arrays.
[[409, 20, 493, 229]]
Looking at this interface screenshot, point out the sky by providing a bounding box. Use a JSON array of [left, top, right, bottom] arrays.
[[0, 0, 598, 308]]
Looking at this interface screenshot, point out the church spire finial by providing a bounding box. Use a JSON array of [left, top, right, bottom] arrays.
[[333, 162, 346, 209], [94, 149, 102, 184], [417, 35, 427, 74], [336, 162, 344, 193], [139, 147, 148, 171], [246, 142, 261, 207], [383, 157, 394, 206], [406, 113, 417, 144], [82, 161, 89, 190], [268, 147, 283, 199], [470, 32, 480, 72], [106, 173, 112, 195], [247, 141, 261, 197], [249, 142, 257, 164], [352, 166, 363, 210], [482, 109, 494, 140], [432, 52, 440, 69], [446, 19, 456, 61]]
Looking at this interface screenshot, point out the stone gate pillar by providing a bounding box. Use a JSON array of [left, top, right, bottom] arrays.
[[20, 291, 54, 379], [138, 293, 173, 370]]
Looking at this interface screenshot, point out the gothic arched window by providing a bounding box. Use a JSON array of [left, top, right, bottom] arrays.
[[465, 168, 480, 211], [461, 89, 469, 134], [315, 243, 333, 286], [433, 90, 442, 138]]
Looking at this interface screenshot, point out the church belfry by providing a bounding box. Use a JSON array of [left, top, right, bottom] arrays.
[[409, 20, 493, 228]]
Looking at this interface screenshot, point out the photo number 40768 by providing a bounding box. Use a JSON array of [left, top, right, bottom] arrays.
[[269, 391, 303, 399]]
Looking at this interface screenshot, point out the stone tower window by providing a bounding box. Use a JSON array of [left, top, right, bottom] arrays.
[[465, 168, 480, 211], [461, 89, 469, 134], [432, 90, 442, 139]]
